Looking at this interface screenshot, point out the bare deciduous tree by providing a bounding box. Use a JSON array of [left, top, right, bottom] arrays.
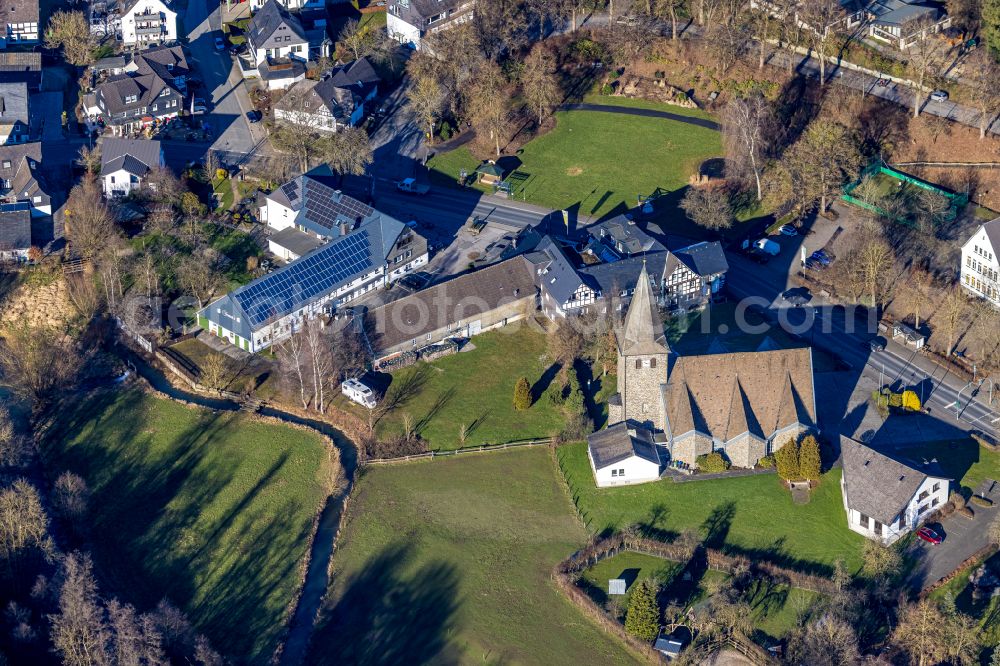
[[939, 285, 971, 357], [52, 472, 89, 523], [680, 187, 733, 230], [907, 19, 950, 117], [787, 119, 861, 212], [966, 48, 1000, 139], [465, 61, 511, 157], [65, 179, 117, 259], [522, 47, 561, 125], [723, 94, 772, 201], [277, 328, 310, 410], [49, 552, 111, 666], [177, 251, 224, 310], [45, 11, 96, 66], [0, 324, 84, 402], [325, 126, 373, 177], [406, 75, 445, 144]]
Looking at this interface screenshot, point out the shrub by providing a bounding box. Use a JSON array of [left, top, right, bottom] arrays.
[[513, 376, 532, 410], [972, 495, 994, 508], [758, 454, 775, 469], [958, 507, 975, 519], [774, 439, 800, 480], [798, 435, 822, 481], [696, 452, 730, 473], [950, 491, 967, 511], [600, 83, 614, 96], [546, 384, 565, 406], [624, 579, 659, 642], [215, 168, 228, 181]]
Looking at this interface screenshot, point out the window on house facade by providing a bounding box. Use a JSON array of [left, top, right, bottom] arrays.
[[859, 513, 870, 528], [611, 469, 618, 477], [618, 468, 625, 476], [932, 482, 940, 492], [650, 358, 657, 368], [635, 359, 641, 369]]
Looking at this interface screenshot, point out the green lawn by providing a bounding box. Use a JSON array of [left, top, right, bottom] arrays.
[[42, 388, 337, 664], [558, 442, 866, 574], [307, 448, 639, 665], [347, 327, 568, 450], [580, 551, 818, 641], [427, 103, 722, 220]]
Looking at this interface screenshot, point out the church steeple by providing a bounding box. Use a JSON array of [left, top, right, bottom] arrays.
[[619, 261, 669, 356]]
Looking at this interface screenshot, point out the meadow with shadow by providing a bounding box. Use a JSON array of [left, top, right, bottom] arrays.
[[39, 387, 337, 663]]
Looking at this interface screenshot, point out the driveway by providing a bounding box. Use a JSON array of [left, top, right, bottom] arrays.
[[907, 479, 1000, 592], [182, 0, 267, 161]]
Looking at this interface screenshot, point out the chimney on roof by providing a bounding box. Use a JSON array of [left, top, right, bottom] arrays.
[[339, 221, 349, 236]]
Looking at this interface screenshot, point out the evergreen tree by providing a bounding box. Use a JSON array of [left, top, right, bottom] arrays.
[[624, 579, 660, 642], [513, 377, 532, 410], [774, 439, 800, 480], [565, 372, 586, 416], [985, 0, 1000, 56], [798, 435, 822, 481]]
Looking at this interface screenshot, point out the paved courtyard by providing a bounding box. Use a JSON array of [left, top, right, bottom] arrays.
[[907, 479, 999, 591]]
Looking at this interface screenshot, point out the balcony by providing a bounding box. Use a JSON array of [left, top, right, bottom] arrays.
[[136, 24, 165, 36]]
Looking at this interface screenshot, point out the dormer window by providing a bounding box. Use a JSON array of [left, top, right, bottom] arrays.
[[159, 88, 169, 96], [125, 94, 138, 104]]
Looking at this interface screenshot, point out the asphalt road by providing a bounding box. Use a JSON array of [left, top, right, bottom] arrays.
[[724, 250, 999, 441], [183, 0, 267, 157]]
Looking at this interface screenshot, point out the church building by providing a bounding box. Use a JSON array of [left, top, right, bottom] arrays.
[[591, 263, 818, 480]]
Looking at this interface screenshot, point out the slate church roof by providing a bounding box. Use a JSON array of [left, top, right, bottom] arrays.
[[661, 348, 816, 441], [616, 262, 669, 356]]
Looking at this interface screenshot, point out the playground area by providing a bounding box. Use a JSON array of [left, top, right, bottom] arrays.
[[842, 162, 969, 227]]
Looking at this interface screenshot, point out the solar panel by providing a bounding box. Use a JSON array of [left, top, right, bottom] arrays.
[[282, 180, 300, 203], [233, 230, 374, 328]]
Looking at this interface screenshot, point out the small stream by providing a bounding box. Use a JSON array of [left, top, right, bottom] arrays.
[[121, 347, 355, 666]]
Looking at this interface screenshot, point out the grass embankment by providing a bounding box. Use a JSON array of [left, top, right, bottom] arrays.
[[43, 388, 337, 663], [308, 448, 639, 665], [558, 442, 865, 573], [427, 99, 722, 221]]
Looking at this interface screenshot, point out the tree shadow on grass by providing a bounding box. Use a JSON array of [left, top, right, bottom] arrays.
[[414, 386, 456, 436], [531, 362, 562, 402], [307, 542, 460, 666]]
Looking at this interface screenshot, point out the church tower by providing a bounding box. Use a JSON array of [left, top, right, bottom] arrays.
[[607, 262, 670, 430]]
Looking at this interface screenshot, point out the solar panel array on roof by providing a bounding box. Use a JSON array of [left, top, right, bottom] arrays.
[[0, 201, 30, 213], [282, 180, 299, 203], [233, 231, 374, 328], [302, 179, 374, 231]]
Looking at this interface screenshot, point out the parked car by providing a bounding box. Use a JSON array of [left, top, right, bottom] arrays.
[[930, 90, 949, 102], [746, 248, 770, 265], [779, 224, 798, 236], [869, 336, 887, 352], [754, 238, 781, 256], [805, 258, 824, 270], [214, 36, 226, 51], [810, 249, 832, 266], [192, 98, 207, 114], [246, 110, 262, 123], [917, 526, 943, 544]]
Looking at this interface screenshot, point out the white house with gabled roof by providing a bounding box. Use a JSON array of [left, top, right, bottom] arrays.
[[961, 217, 1000, 307]]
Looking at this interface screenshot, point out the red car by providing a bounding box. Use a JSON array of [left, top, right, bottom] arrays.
[[917, 526, 943, 545]]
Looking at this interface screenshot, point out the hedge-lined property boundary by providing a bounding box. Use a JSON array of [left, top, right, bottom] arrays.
[[551, 533, 839, 665]]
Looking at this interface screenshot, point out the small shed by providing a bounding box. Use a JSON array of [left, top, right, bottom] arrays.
[[891, 322, 925, 350], [475, 161, 504, 186], [654, 632, 687, 660]]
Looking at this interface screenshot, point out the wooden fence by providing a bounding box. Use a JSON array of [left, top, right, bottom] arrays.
[[363, 438, 554, 465]]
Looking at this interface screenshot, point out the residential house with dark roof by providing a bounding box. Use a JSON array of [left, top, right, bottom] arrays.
[[602, 263, 817, 470], [0, 203, 31, 261], [365, 256, 537, 365], [0, 0, 40, 48], [244, 0, 311, 90], [100, 138, 164, 196], [588, 215, 666, 258], [0, 82, 28, 145], [387, 0, 475, 49], [587, 420, 662, 487], [199, 198, 428, 352], [662, 241, 728, 311], [120, 0, 177, 46], [960, 217, 999, 308], [0, 143, 51, 217], [525, 236, 668, 320], [865, 0, 950, 49], [0, 53, 42, 90], [274, 57, 381, 132], [85, 46, 187, 133], [840, 437, 949, 543]]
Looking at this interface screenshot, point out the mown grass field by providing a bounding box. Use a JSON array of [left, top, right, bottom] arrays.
[[427, 101, 722, 220], [43, 388, 336, 664], [307, 448, 639, 665], [558, 442, 865, 573], [340, 327, 568, 450]]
